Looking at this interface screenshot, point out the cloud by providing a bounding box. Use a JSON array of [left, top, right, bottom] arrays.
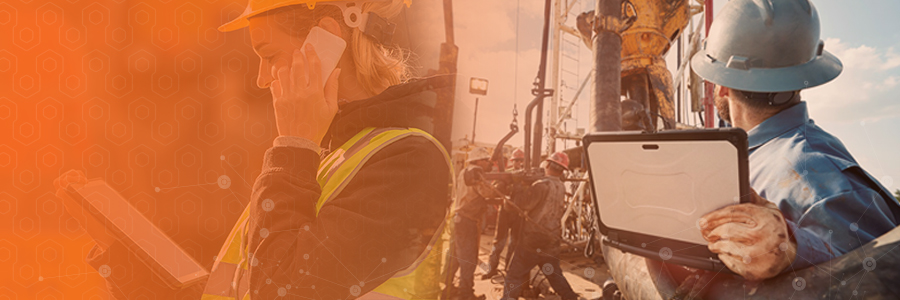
[[802, 38, 900, 123]]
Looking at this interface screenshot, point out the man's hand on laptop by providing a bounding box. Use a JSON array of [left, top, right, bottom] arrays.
[[699, 189, 797, 281]]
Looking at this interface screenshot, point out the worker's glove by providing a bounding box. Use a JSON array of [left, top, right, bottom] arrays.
[[699, 189, 797, 281]]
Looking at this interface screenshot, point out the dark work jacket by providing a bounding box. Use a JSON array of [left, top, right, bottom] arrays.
[[517, 176, 567, 253], [87, 75, 453, 299]]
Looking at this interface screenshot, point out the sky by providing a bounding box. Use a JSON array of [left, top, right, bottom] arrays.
[[449, 0, 900, 192]]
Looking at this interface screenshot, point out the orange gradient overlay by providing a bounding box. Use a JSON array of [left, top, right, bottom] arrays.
[[1, 1, 278, 298]]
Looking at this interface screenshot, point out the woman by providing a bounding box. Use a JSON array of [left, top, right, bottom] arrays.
[[55, 0, 453, 299]]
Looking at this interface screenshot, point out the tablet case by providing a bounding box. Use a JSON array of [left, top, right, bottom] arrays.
[[67, 180, 209, 289], [582, 128, 750, 271]]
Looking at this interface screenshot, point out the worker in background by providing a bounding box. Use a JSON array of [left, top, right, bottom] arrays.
[[690, 0, 900, 280], [509, 148, 525, 170], [483, 148, 525, 279], [453, 147, 494, 300], [54, 0, 454, 299], [501, 152, 578, 300]]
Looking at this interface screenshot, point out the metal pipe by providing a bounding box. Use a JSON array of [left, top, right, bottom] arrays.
[[491, 126, 518, 172], [529, 0, 555, 168], [523, 95, 542, 171], [471, 97, 479, 144], [590, 0, 624, 133], [703, 0, 715, 128]]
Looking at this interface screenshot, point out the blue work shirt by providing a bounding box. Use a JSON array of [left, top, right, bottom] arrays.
[[748, 102, 900, 269]]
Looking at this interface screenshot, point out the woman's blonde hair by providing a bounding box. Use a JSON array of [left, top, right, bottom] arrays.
[[268, 0, 410, 96]]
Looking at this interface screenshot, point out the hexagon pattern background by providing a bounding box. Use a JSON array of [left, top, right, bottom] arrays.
[[0, 1, 299, 298]]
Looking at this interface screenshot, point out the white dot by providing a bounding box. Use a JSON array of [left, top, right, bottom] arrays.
[[841, 281, 846, 286], [792, 277, 806, 291], [359, 281, 364, 287], [850, 223, 859, 232], [742, 256, 752, 264], [260, 228, 269, 238], [286, 284, 291, 289], [266, 278, 272, 284], [536, 248, 541, 253], [154, 187, 160, 192], [381, 258, 386, 263], [303, 254, 309, 260], [863, 257, 876, 271], [262, 199, 275, 212], [584, 267, 595, 278], [659, 247, 672, 260], [98, 265, 111, 278], [853, 290, 858, 296], [311, 285, 315, 289], [350, 285, 361, 296], [218, 175, 232, 189], [641, 243, 647, 248], [278, 287, 286, 296], [304, 225, 310, 231], [541, 263, 554, 275], [38, 276, 43, 281], [220, 155, 226, 160]]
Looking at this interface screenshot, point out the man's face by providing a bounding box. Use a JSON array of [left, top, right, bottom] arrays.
[[512, 159, 523, 170]]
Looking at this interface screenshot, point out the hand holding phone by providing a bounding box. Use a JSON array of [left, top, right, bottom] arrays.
[[270, 26, 347, 144]]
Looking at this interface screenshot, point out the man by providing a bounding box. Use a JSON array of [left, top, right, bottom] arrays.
[[453, 147, 494, 300], [691, 0, 900, 280], [481, 148, 525, 279], [509, 148, 525, 171], [483, 148, 526, 279], [501, 152, 578, 300]]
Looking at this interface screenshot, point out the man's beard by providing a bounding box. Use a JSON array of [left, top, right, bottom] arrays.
[[715, 95, 731, 125]]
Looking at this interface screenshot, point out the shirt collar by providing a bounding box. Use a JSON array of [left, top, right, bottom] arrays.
[[747, 102, 809, 150]]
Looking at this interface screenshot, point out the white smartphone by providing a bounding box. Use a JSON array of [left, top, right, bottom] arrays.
[[301, 26, 347, 85]]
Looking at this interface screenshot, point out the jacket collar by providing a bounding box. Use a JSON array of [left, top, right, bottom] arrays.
[[322, 75, 452, 149], [748, 101, 809, 150]]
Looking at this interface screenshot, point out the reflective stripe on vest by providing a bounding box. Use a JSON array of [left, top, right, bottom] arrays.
[[201, 127, 452, 300]]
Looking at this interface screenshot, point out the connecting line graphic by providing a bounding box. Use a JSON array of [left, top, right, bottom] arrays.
[[37, 271, 101, 281]]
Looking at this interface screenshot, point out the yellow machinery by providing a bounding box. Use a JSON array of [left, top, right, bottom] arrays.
[[577, 0, 697, 127]]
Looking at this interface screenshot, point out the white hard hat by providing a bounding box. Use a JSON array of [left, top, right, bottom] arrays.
[[690, 0, 841, 93], [467, 147, 491, 163]]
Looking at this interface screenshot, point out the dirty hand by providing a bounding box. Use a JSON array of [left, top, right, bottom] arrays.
[[699, 189, 797, 281], [270, 44, 341, 145], [53, 170, 116, 251]]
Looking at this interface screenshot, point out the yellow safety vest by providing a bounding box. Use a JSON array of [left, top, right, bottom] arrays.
[[201, 127, 453, 300]]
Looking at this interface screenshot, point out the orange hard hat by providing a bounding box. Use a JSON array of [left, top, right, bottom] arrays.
[[510, 148, 525, 161], [546, 151, 569, 170], [218, 0, 411, 32]]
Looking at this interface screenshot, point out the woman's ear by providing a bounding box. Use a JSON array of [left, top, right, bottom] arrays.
[[318, 17, 343, 39]]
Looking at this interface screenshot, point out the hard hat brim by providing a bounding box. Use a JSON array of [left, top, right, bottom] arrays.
[[547, 160, 569, 171], [218, 1, 315, 32], [690, 49, 842, 93]]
